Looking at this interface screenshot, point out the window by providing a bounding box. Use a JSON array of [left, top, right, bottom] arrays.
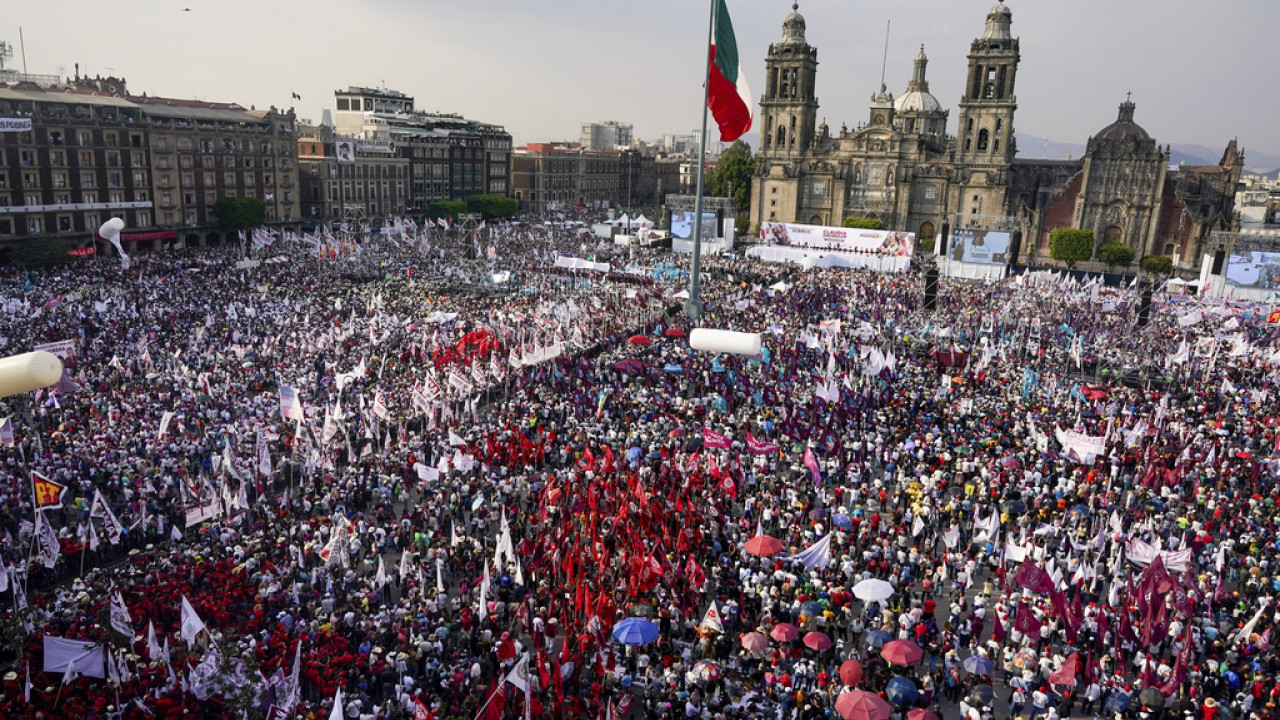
[[203, 172, 215, 185], [133, 171, 147, 186], [244, 172, 255, 186], [283, 191, 293, 203], [163, 212, 173, 225], [159, 175, 171, 188], [162, 192, 172, 206], [131, 133, 144, 148], [181, 172, 194, 187], [81, 172, 96, 187], [337, 98, 350, 111], [108, 172, 123, 188], [50, 150, 66, 165], [20, 150, 36, 167], [995, 118, 1003, 133], [204, 191, 216, 204], [176, 137, 194, 151], [185, 211, 197, 225], [223, 172, 236, 186], [243, 157, 255, 169], [49, 130, 64, 145], [180, 155, 193, 169], [58, 216, 72, 232], [106, 151, 120, 167], [28, 217, 42, 233], [78, 130, 92, 145], [104, 132, 117, 146], [264, 173, 273, 186], [184, 193, 194, 204], [977, 129, 989, 151], [82, 191, 97, 204], [137, 211, 150, 226], [133, 151, 146, 166], [54, 192, 70, 204], [223, 155, 236, 168], [109, 192, 124, 203], [85, 213, 98, 229], [22, 171, 38, 187], [201, 140, 214, 153], [0, 218, 10, 234], [201, 156, 214, 169]]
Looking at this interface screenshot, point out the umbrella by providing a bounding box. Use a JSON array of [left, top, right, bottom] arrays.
[[687, 660, 722, 685], [862, 630, 893, 648], [885, 677, 918, 707], [881, 639, 924, 665], [803, 631, 832, 651], [833, 513, 853, 529], [838, 659, 863, 686], [668, 428, 686, 438], [611, 359, 646, 373], [1001, 457, 1022, 469], [852, 578, 896, 602], [835, 690, 892, 720], [1104, 692, 1132, 713], [962, 655, 995, 675], [663, 364, 683, 372], [967, 685, 995, 707], [1137, 687, 1165, 709], [744, 535, 784, 557], [769, 623, 799, 643], [627, 335, 652, 345], [740, 632, 769, 654], [799, 600, 825, 617], [664, 328, 687, 338], [611, 617, 659, 645], [907, 711, 937, 720]]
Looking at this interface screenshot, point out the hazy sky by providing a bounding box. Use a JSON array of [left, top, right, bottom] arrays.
[[6, 1, 1279, 160]]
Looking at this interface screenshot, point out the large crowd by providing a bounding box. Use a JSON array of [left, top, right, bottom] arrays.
[[0, 217, 1277, 720]]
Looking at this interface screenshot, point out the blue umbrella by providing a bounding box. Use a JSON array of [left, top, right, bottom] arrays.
[[832, 513, 852, 529], [1103, 692, 1131, 713], [1225, 670, 1241, 689], [612, 617, 659, 646], [885, 676, 918, 707], [663, 364, 683, 373], [862, 630, 893, 648], [962, 655, 995, 675]]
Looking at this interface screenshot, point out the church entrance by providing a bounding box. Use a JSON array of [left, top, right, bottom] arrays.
[[809, 215, 824, 225], [1104, 226, 1123, 243], [918, 221, 935, 241]]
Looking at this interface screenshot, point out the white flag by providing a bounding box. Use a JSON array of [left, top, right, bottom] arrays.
[[448, 429, 466, 447], [157, 411, 175, 439], [506, 653, 532, 693], [146, 621, 162, 661], [700, 601, 724, 633], [90, 491, 124, 544], [109, 590, 133, 638], [179, 595, 207, 648]]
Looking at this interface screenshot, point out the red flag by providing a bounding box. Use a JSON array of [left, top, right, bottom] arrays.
[[413, 698, 434, 720], [32, 471, 68, 510], [1014, 601, 1042, 637], [1048, 653, 1079, 686], [719, 475, 737, 499], [702, 427, 732, 449], [1014, 558, 1056, 595], [745, 430, 779, 455], [481, 681, 505, 720], [992, 612, 1006, 643]]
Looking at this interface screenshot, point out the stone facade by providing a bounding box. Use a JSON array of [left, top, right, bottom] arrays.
[[750, 1, 1243, 267]]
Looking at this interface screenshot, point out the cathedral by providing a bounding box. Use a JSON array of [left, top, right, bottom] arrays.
[[750, 1, 1243, 267]]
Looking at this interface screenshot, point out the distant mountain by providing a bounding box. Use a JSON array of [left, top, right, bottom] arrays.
[[1015, 134, 1280, 176]]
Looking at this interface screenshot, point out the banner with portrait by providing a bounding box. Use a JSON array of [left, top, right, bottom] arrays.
[[759, 222, 914, 257]]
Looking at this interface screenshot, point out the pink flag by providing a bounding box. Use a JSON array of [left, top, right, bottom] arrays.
[[1014, 601, 1042, 637], [745, 431, 779, 455], [803, 444, 822, 486], [702, 427, 732, 449]]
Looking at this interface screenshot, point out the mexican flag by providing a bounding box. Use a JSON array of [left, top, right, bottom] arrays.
[[707, 0, 753, 142]]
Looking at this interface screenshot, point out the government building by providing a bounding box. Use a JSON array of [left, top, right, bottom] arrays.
[[750, 1, 1243, 268]]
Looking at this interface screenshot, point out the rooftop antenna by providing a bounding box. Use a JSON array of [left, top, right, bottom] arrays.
[[19, 27, 28, 75], [879, 19, 891, 89]]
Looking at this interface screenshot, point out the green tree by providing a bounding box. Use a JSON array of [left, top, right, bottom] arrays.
[[466, 194, 519, 220], [1140, 254, 1173, 275], [842, 217, 886, 230], [917, 236, 936, 254], [707, 140, 755, 235], [1049, 228, 1095, 268], [211, 196, 267, 231], [10, 236, 76, 267], [1097, 242, 1136, 267], [427, 200, 467, 221]]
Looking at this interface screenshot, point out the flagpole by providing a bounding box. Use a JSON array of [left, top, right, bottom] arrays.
[[684, 0, 717, 322]]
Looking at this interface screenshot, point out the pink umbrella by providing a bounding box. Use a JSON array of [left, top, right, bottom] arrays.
[[835, 690, 892, 720], [664, 328, 687, 338], [769, 623, 799, 643], [803, 631, 832, 651], [907, 710, 939, 720], [627, 335, 652, 345], [881, 639, 924, 665], [838, 659, 864, 686], [743, 535, 784, 557], [739, 632, 769, 654]]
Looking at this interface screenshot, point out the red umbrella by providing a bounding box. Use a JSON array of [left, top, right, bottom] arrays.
[[881, 639, 924, 665], [627, 335, 652, 345], [803, 631, 832, 651], [835, 690, 892, 720], [769, 623, 799, 643], [743, 535, 784, 557], [664, 328, 687, 338], [739, 632, 769, 654], [839, 659, 863, 686], [907, 709, 938, 720]]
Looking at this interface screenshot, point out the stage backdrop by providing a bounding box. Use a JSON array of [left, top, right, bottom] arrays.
[[760, 222, 915, 257]]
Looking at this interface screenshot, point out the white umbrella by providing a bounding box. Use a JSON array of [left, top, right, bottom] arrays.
[[852, 578, 896, 602]]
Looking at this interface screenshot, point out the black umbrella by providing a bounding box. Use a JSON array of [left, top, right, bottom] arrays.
[[1137, 687, 1165, 709], [967, 684, 995, 707]]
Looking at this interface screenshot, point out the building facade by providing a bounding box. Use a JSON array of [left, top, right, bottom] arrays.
[[512, 143, 623, 214], [332, 87, 511, 209], [298, 123, 410, 223], [751, 1, 1243, 267], [580, 121, 633, 151]]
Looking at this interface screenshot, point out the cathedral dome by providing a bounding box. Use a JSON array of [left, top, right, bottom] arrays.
[[781, 3, 807, 45], [894, 90, 942, 114], [1095, 100, 1151, 142]]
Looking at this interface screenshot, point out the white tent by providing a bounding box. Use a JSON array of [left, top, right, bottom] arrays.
[[672, 289, 691, 299], [631, 214, 652, 227]]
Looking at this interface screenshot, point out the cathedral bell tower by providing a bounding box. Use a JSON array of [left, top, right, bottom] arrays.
[[760, 3, 819, 158], [953, 0, 1020, 218]]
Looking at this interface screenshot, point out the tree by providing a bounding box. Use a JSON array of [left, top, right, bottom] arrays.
[[211, 197, 266, 231], [1097, 242, 1136, 267], [917, 236, 936, 254], [10, 236, 76, 267], [1140, 254, 1173, 275], [427, 200, 467, 221], [1049, 228, 1095, 268], [466, 194, 518, 220], [842, 217, 886, 230], [707, 140, 755, 235]]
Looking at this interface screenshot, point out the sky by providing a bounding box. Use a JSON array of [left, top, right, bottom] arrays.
[[5, 0, 1279, 163]]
